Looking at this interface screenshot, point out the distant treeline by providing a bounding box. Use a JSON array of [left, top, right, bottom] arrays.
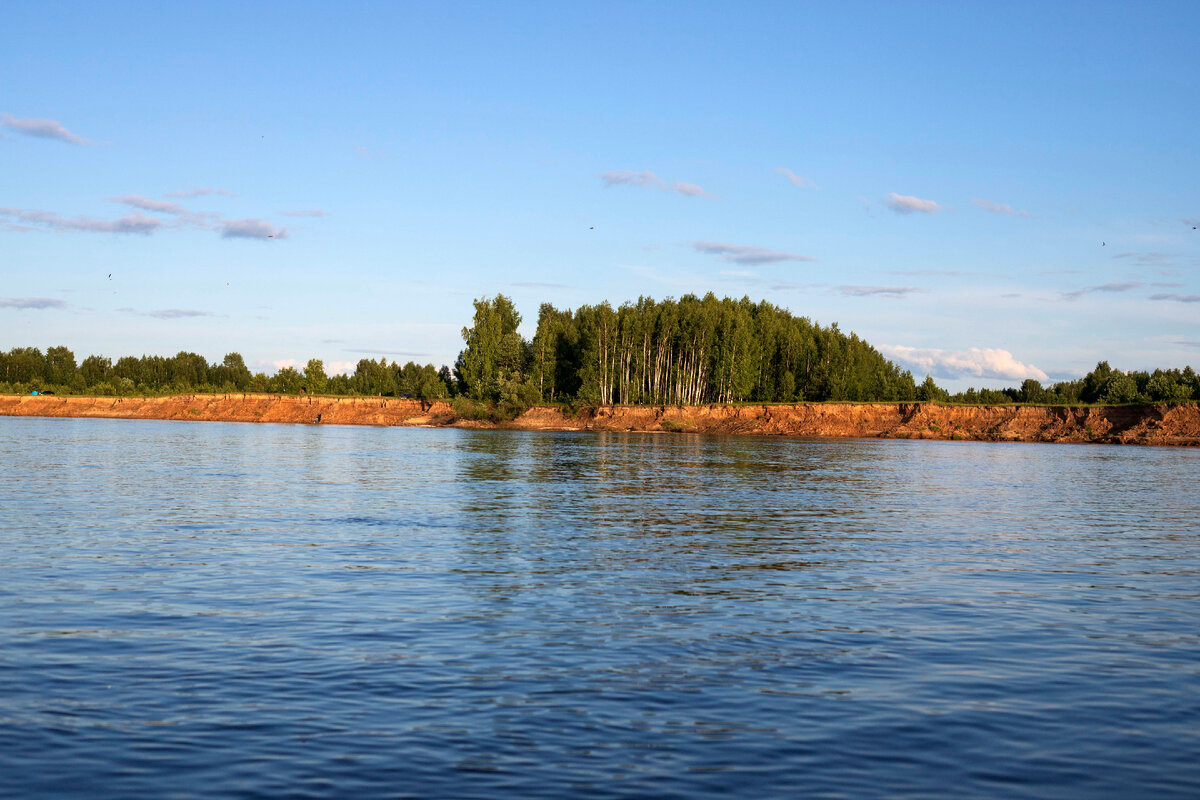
[[0, 347, 454, 400], [455, 294, 1199, 408], [3, 293, 1198, 406], [458, 294, 916, 408]]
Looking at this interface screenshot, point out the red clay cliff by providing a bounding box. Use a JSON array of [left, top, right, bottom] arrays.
[[2, 394, 1198, 446]]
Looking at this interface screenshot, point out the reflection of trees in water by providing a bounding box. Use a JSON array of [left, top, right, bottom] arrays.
[[449, 431, 901, 612]]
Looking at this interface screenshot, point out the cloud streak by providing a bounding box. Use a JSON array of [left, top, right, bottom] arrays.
[[0, 207, 163, 234], [1, 113, 93, 145], [282, 209, 327, 217], [973, 198, 1029, 217], [1061, 281, 1142, 300], [837, 285, 919, 297], [599, 170, 713, 198], [220, 218, 287, 239], [118, 307, 221, 319], [1150, 293, 1200, 303], [693, 241, 816, 265], [775, 167, 816, 188], [108, 195, 192, 215], [883, 193, 940, 215], [164, 187, 237, 199], [880, 345, 1048, 382], [0, 297, 68, 310]]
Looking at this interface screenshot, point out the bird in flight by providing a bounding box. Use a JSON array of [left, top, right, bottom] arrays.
[[1102, 242, 1106, 246], [107, 273, 112, 279]]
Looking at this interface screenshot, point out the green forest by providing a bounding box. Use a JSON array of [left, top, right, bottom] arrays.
[[3, 293, 1198, 407]]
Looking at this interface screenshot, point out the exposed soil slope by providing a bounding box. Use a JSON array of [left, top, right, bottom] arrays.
[[2, 394, 1198, 446]]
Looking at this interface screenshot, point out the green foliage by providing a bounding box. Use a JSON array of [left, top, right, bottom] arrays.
[[457, 294, 526, 402], [916, 375, 949, 402], [304, 358, 328, 395], [1, 345, 454, 399], [468, 293, 918, 406]]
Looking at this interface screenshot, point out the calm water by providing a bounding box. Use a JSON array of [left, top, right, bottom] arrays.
[[1, 417, 1198, 799]]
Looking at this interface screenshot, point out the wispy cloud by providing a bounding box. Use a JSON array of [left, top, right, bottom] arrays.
[[973, 198, 1029, 217], [599, 170, 664, 189], [219, 218, 287, 239], [1150, 293, 1200, 303], [119, 307, 220, 319], [354, 144, 388, 161], [108, 195, 191, 215], [887, 269, 979, 277], [164, 187, 236, 199], [1113, 252, 1174, 265], [511, 281, 572, 289], [774, 167, 816, 188], [1183, 217, 1198, 228], [837, 285, 919, 297], [0, 297, 68, 310], [883, 193, 940, 215], [693, 241, 816, 265], [148, 309, 219, 319], [880, 345, 1048, 382], [599, 170, 712, 198], [720, 269, 758, 279], [345, 348, 431, 357], [282, 209, 327, 217], [1, 113, 93, 145], [1061, 281, 1142, 300], [0, 207, 163, 234], [671, 181, 712, 198]]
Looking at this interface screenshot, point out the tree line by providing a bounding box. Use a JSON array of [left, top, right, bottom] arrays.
[[0, 346, 454, 400], [4, 294, 1198, 407], [937, 362, 1200, 406], [457, 293, 919, 407], [455, 294, 1199, 409]]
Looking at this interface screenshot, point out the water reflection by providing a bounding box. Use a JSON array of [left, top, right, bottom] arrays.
[[1, 418, 1198, 799]]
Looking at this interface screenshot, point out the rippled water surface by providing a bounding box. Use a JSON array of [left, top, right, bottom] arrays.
[[2, 416, 1199, 798]]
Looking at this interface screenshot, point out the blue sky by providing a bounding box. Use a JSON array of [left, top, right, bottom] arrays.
[[3, 1, 1198, 388]]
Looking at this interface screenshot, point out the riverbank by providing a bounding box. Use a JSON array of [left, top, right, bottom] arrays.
[[3, 393, 1199, 446]]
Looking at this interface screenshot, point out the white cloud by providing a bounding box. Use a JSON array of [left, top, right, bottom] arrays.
[[220, 218, 287, 239], [837, 285, 919, 297], [671, 181, 712, 198], [0, 297, 68, 310], [883, 193, 941, 215], [599, 170, 665, 189], [354, 144, 388, 161], [0, 207, 163, 234], [1113, 252, 1174, 265], [164, 187, 236, 199], [1, 113, 93, 145], [147, 309, 218, 319], [271, 359, 298, 371], [693, 241, 816, 265], [109, 195, 190, 215], [599, 170, 712, 197], [973, 198, 1029, 217], [774, 167, 816, 188], [1061, 281, 1142, 300], [327, 360, 357, 375], [880, 345, 1048, 382], [1150, 293, 1200, 303]]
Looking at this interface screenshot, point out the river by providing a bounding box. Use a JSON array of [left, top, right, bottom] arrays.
[[1, 416, 1198, 798]]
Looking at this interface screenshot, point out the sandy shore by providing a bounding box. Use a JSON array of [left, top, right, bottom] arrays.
[[3, 393, 1199, 446]]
